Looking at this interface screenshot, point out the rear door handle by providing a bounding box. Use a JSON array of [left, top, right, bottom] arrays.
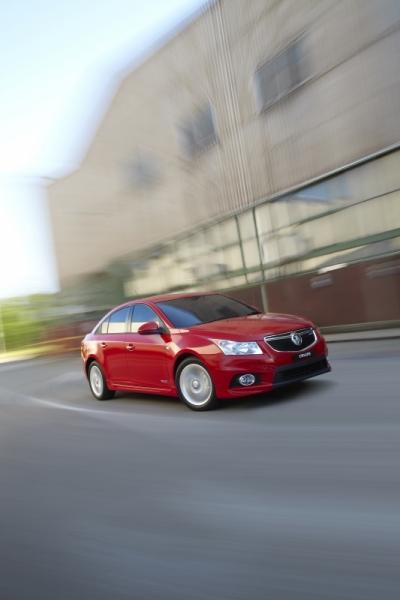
[[100, 342, 107, 349], [126, 343, 135, 351]]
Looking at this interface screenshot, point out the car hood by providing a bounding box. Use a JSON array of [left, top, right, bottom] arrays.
[[188, 312, 312, 341]]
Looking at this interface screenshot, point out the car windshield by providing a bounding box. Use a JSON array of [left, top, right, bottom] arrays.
[[156, 294, 260, 328]]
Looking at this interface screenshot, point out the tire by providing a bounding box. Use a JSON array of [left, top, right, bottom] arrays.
[[88, 361, 115, 401], [175, 358, 217, 411]]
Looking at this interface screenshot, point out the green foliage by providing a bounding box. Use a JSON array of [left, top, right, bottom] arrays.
[[0, 301, 44, 351]]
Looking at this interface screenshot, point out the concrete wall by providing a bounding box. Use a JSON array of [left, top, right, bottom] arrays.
[[264, 254, 400, 327], [48, 0, 400, 284]]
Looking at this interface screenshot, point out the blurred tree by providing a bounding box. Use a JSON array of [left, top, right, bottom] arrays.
[[0, 300, 42, 351]]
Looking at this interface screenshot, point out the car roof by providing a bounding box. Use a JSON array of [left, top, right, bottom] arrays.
[[112, 291, 218, 311]]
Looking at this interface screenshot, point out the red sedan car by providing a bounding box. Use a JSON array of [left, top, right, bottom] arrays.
[[81, 292, 330, 410]]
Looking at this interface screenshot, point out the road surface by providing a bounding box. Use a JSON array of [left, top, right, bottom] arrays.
[[0, 340, 399, 599]]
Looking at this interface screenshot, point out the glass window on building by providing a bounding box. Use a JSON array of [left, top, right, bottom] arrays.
[[270, 197, 301, 229], [292, 175, 350, 221], [180, 103, 217, 158], [356, 195, 395, 240], [255, 202, 274, 236], [188, 231, 208, 258], [122, 149, 400, 296], [237, 212, 256, 241], [259, 233, 280, 265], [276, 228, 309, 260], [207, 219, 238, 248], [289, 151, 400, 225], [382, 191, 400, 232], [300, 215, 335, 253], [346, 151, 400, 204], [175, 238, 192, 263], [255, 37, 309, 111], [220, 244, 244, 273], [127, 154, 160, 189], [204, 225, 219, 248], [242, 238, 261, 269], [204, 247, 230, 278]]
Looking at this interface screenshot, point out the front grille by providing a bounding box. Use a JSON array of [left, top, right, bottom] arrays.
[[273, 358, 329, 386], [264, 327, 316, 352]]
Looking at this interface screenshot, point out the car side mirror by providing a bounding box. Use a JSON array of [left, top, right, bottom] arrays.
[[138, 320, 165, 335]]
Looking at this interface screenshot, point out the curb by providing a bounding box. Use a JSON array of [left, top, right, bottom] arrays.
[[324, 330, 400, 343]]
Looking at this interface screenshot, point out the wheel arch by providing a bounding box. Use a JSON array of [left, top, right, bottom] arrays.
[[85, 356, 98, 378], [173, 351, 204, 378]]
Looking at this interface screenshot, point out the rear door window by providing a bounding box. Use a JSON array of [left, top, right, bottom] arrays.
[[98, 318, 109, 334], [107, 307, 130, 334]]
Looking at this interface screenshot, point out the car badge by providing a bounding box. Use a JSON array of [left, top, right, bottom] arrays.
[[291, 332, 302, 346]]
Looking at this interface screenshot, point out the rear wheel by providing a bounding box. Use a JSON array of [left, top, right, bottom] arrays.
[[176, 358, 217, 411], [88, 361, 115, 401]]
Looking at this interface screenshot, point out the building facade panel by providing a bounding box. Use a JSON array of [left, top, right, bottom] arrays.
[[48, 0, 400, 327]]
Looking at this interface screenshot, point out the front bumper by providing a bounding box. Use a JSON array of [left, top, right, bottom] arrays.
[[208, 336, 330, 398], [272, 356, 331, 387]]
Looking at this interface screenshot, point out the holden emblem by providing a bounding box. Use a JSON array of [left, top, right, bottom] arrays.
[[291, 332, 302, 346]]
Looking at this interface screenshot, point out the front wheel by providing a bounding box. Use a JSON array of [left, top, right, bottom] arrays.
[[88, 361, 115, 401], [176, 358, 217, 411]]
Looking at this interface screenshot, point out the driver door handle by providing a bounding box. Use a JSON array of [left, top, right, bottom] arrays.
[[126, 343, 135, 351], [100, 342, 107, 349]]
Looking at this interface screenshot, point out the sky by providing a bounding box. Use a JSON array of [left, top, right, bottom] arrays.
[[0, 0, 206, 299]]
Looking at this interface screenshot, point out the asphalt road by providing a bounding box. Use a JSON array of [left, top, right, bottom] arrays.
[[0, 340, 399, 600]]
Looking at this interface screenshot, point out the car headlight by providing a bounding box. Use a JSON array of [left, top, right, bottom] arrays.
[[215, 340, 262, 355]]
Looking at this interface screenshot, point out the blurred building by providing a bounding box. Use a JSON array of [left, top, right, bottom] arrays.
[[48, 0, 400, 326]]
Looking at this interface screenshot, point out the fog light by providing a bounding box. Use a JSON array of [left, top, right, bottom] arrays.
[[238, 374, 256, 386]]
